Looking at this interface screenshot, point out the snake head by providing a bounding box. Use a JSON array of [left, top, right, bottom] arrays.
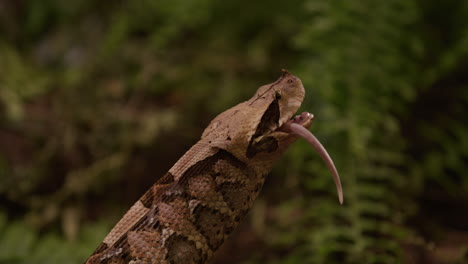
[[247, 69, 305, 134], [201, 70, 343, 204]]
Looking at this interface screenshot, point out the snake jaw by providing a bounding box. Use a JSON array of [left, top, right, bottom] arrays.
[[279, 112, 344, 205]]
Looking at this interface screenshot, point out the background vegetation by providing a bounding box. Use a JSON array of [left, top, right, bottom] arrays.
[[0, 0, 467, 263]]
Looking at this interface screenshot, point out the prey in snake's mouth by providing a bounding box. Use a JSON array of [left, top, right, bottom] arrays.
[[279, 111, 344, 204]]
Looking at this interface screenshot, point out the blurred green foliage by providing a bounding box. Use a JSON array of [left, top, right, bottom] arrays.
[[1, 0, 467, 263]]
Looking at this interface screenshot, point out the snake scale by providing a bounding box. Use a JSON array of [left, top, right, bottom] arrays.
[[84, 70, 343, 264]]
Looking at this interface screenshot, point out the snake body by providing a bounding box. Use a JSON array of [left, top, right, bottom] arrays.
[[85, 70, 342, 264]]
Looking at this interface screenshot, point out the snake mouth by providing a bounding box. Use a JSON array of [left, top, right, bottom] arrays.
[[279, 112, 344, 205]]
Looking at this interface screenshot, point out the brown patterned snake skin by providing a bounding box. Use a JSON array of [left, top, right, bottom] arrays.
[[85, 70, 343, 264]]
